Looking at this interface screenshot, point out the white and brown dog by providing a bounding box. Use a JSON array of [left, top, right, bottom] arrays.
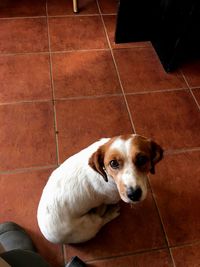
[[37, 134, 163, 244]]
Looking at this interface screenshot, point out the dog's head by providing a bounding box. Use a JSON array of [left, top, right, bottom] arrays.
[[89, 134, 163, 204]]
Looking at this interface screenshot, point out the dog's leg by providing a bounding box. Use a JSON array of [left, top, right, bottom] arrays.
[[93, 204, 107, 217], [69, 213, 106, 243], [68, 205, 120, 243], [91, 203, 120, 220], [101, 204, 120, 225]]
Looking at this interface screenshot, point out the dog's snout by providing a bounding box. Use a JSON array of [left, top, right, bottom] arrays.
[[127, 186, 142, 202]]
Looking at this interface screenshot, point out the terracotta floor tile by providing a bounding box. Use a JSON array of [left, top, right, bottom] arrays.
[[181, 59, 200, 88], [127, 90, 200, 150], [65, 195, 166, 261], [0, 0, 46, 18], [0, 102, 56, 171], [52, 50, 121, 98], [98, 0, 118, 14], [0, 18, 49, 53], [47, 0, 99, 15], [87, 249, 172, 267], [49, 16, 108, 51], [171, 243, 200, 267], [0, 54, 52, 103], [0, 168, 63, 267], [192, 88, 200, 106], [113, 48, 186, 93], [56, 96, 132, 162], [103, 15, 150, 49], [149, 151, 200, 246]]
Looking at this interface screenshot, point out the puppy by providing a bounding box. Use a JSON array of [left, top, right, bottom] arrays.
[[37, 134, 163, 244]]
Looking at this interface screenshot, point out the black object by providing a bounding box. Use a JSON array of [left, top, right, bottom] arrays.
[[115, 0, 200, 72], [66, 256, 87, 267], [0, 222, 36, 252], [1, 250, 51, 267]]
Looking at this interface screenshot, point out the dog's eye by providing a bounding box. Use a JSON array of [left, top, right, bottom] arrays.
[[136, 155, 149, 166], [110, 160, 119, 169]]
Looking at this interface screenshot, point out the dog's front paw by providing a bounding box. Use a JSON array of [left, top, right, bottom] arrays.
[[103, 204, 120, 224]]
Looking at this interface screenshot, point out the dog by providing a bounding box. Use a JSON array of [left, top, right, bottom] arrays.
[[37, 134, 163, 244]]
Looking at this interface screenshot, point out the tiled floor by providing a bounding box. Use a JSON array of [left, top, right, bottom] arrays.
[[0, 1, 200, 267]]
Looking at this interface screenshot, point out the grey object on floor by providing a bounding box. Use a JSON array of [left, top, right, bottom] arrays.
[[0, 222, 36, 252], [0, 222, 51, 267]]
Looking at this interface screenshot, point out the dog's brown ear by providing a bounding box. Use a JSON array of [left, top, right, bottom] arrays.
[[150, 141, 164, 174], [89, 147, 108, 182]]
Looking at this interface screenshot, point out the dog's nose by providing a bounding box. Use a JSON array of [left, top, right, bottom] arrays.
[[127, 186, 142, 202]]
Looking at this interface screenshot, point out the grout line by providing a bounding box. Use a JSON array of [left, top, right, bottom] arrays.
[[85, 246, 168, 263], [124, 87, 189, 96], [180, 71, 200, 111], [96, 0, 136, 134], [0, 46, 153, 57], [148, 178, 170, 247], [51, 48, 110, 53], [113, 46, 153, 51], [0, 51, 50, 57], [0, 50, 49, 56], [0, 48, 110, 57], [48, 13, 100, 18], [189, 87, 200, 111], [0, 44, 156, 58], [0, 164, 57, 175], [189, 86, 200, 90], [169, 248, 176, 267], [112, 45, 149, 49], [0, 14, 118, 20], [0, 93, 123, 106], [97, 0, 102, 14], [54, 93, 123, 101], [0, 13, 117, 21], [100, 13, 117, 16], [0, 99, 52, 106], [170, 239, 200, 250], [0, 14, 104, 21], [165, 146, 200, 155], [62, 245, 67, 266], [46, 1, 60, 166], [0, 15, 47, 20]]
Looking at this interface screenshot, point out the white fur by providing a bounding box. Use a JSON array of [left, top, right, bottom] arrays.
[[37, 138, 121, 244]]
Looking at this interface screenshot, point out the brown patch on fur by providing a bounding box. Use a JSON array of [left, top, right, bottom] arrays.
[[103, 148, 126, 183], [130, 135, 163, 174], [104, 149, 125, 168], [89, 146, 108, 181], [88, 137, 118, 182], [149, 141, 163, 174]]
